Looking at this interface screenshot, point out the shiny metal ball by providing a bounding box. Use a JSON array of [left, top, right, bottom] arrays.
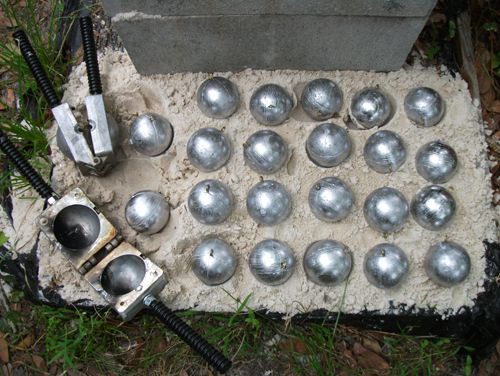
[[130, 113, 173, 156], [424, 241, 471, 287], [306, 123, 351, 167], [246, 180, 292, 226], [191, 238, 237, 285], [309, 177, 354, 222], [187, 127, 230, 172], [243, 130, 288, 174], [363, 187, 409, 233], [125, 190, 170, 235], [249, 84, 293, 126], [363, 243, 410, 289], [404, 87, 445, 128], [364, 130, 407, 173], [303, 240, 352, 286], [350, 88, 391, 129], [197, 77, 239, 119], [301, 78, 343, 121], [101, 255, 146, 295], [248, 239, 295, 286], [188, 179, 233, 225], [57, 113, 119, 160], [415, 141, 458, 183], [411, 185, 456, 231]]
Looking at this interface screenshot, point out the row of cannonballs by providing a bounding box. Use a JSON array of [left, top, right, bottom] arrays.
[[190, 237, 470, 290]]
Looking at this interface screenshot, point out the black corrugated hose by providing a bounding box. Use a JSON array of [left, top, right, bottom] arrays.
[[79, 16, 102, 95]]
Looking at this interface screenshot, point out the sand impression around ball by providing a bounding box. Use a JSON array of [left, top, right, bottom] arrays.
[[4, 49, 498, 318]]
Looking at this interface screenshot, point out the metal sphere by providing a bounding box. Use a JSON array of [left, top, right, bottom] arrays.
[[363, 130, 407, 174], [404, 87, 445, 128], [363, 187, 409, 233], [411, 185, 456, 231], [197, 77, 239, 119], [249, 84, 293, 126], [363, 243, 410, 289], [301, 78, 343, 121], [350, 88, 391, 129], [187, 127, 231, 172], [248, 239, 295, 286], [243, 130, 288, 174], [424, 241, 471, 287], [306, 123, 351, 167], [415, 141, 458, 184], [246, 180, 292, 226], [309, 177, 354, 223], [188, 179, 233, 225], [303, 240, 352, 286], [130, 113, 173, 156], [57, 113, 119, 160], [101, 255, 146, 295], [191, 238, 237, 285], [53, 205, 100, 250], [125, 191, 170, 235]]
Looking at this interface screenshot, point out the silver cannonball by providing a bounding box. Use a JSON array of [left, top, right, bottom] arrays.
[[415, 141, 458, 183], [248, 239, 295, 286], [191, 238, 237, 285], [243, 130, 288, 174], [411, 185, 456, 231], [303, 240, 352, 286], [187, 127, 231, 172], [188, 179, 233, 225], [363, 187, 409, 233], [309, 177, 354, 222], [364, 130, 407, 173], [57, 113, 119, 160], [350, 88, 391, 129], [404, 87, 445, 128], [197, 77, 239, 119], [363, 243, 410, 289], [301, 78, 343, 121], [306, 123, 351, 167], [247, 180, 292, 226], [130, 113, 173, 156], [424, 241, 471, 287], [125, 190, 170, 235], [249, 84, 293, 126]]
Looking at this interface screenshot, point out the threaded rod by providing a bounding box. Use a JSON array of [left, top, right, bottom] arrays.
[[79, 17, 102, 95], [13, 30, 60, 108], [149, 300, 232, 373]]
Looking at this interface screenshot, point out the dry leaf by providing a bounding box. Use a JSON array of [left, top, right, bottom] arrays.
[[16, 333, 35, 350], [477, 68, 492, 95], [19, 0, 26, 6], [179, 370, 189, 376], [426, 13, 447, 27], [362, 337, 382, 354], [482, 86, 496, 107], [354, 350, 390, 371], [5, 89, 15, 109], [85, 365, 103, 376], [352, 342, 368, 355], [343, 349, 358, 371], [278, 338, 309, 354], [0, 17, 17, 28], [31, 354, 47, 372], [0, 336, 8, 363], [434, 360, 446, 372], [74, 45, 84, 66], [490, 100, 500, 114], [152, 338, 167, 355]]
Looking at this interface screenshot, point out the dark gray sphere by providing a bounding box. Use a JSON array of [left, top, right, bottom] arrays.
[[249, 84, 293, 126], [196, 77, 239, 119], [404, 87, 445, 128], [303, 240, 352, 286], [415, 141, 458, 184], [125, 190, 170, 235], [364, 130, 407, 173], [411, 185, 456, 231], [350, 88, 391, 129], [243, 130, 287, 174], [306, 123, 351, 167], [187, 127, 230, 172], [309, 177, 354, 222], [188, 179, 233, 225], [424, 241, 471, 287], [301, 78, 343, 121], [246, 180, 292, 226], [191, 238, 237, 285], [101, 255, 146, 295], [364, 187, 409, 233], [130, 113, 173, 156], [363, 243, 409, 289], [249, 239, 295, 286]]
